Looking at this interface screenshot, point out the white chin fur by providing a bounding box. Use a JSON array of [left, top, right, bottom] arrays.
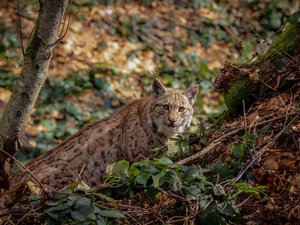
[[148, 115, 188, 138], [157, 123, 176, 138]]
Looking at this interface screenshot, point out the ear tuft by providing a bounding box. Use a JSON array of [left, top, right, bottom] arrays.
[[183, 84, 199, 105], [152, 78, 167, 98]]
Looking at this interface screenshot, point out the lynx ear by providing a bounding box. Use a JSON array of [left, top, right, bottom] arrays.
[[183, 84, 199, 105], [152, 78, 167, 98]]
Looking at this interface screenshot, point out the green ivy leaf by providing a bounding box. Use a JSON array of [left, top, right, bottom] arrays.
[[250, 133, 258, 142], [255, 185, 267, 190], [202, 203, 226, 225], [140, 164, 158, 174], [41, 119, 56, 131], [45, 201, 59, 207], [94, 77, 104, 89], [96, 215, 107, 225], [67, 195, 80, 206], [232, 183, 248, 190], [86, 213, 97, 221], [167, 170, 178, 179], [289, 12, 300, 24], [232, 144, 244, 158], [77, 205, 94, 217], [242, 131, 251, 143], [188, 186, 201, 196], [218, 203, 242, 224], [97, 209, 125, 218], [128, 165, 140, 176], [152, 171, 165, 188], [182, 167, 199, 182], [112, 160, 129, 176], [44, 203, 71, 220], [93, 193, 114, 202], [49, 203, 70, 211], [179, 164, 189, 172], [71, 210, 85, 221], [136, 174, 149, 185], [213, 185, 226, 197], [65, 104, 82, 119], [209, 161, 223, 173], [73, 197, 92, 209], [155, 157, 173, 165], [54, 189, 72, 199], [245, 189, 261, 199], [210, 161, 231, 180]]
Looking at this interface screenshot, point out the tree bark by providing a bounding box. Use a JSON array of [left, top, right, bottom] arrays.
[[0, 0, 69, 143]]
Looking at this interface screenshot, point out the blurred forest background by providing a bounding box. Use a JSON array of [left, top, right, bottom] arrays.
[[1, 1, 300, 224], [0, 0, 298, 164]]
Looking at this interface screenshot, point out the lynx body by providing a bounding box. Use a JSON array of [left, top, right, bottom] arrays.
[[8, 79, 199, 193]]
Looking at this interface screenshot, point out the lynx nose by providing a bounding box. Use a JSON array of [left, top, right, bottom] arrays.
[[168, 116, 176, 124]]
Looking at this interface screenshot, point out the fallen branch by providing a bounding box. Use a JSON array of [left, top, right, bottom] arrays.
[[233, 111, 300, 184], [176, 128, 241, 165]]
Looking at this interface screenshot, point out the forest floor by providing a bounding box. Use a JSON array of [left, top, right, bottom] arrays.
[[0, 0, 299, 224]]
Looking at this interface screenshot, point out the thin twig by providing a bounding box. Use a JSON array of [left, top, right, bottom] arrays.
[[167, 199, 214, 223], [75, 163, 86, 183], [0, 149, 47, 195], [233, 111, 300, 184], [13, 12, 35, 21], [278, 93, 289, 127], [243, 100, 247, 130], [0, 217, 15, 225], [177, 111, 299, 165], [54, 0, 72, 44], [235, 195, 252, 208], [16, 208, 35, 225]]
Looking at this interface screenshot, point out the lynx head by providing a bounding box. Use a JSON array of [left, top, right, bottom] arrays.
[[148, 78, 199, 138]]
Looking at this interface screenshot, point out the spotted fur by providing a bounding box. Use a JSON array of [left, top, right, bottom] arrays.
[[7, 79, 199, 200]]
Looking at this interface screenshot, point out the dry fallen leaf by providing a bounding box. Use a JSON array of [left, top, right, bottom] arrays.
[[77, 181, 91, 190], [27, 181, 42, 195], [106, 162, 116, 176], [264, 153, 279, 170]]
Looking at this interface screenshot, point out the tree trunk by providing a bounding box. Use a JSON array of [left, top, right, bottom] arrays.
[[0, 0, 69, 169], [0, 0, 69, 141], [214, 20, 300, 125]]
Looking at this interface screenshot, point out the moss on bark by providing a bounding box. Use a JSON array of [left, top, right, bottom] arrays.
[[214, 21, 300, 128], [223, 78, 253, 114], [255, 22, 300, 64], [25, 21, 47, 62]]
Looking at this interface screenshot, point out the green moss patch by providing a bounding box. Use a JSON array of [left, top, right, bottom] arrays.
[[256, 22, 300, 64], [223, 78, 252, 115], [25, 22, 47, 62]]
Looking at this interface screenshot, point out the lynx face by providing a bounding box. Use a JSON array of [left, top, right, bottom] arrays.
[[148, 79, 199, 138]]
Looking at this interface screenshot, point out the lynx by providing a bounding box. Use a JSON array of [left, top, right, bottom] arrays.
[[8, 78, 199, 198]]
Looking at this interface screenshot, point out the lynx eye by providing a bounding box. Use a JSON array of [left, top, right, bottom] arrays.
[[178, 107, 185, 112], [162, 105, 169, 110]]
